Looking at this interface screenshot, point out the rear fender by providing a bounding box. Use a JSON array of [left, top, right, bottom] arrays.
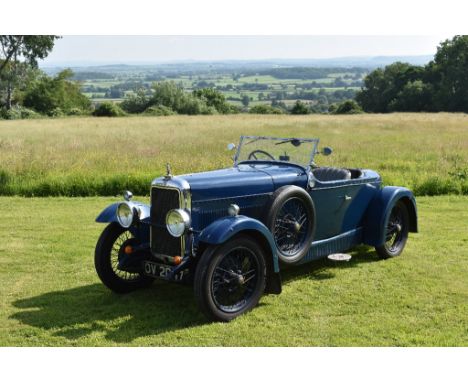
[[197, 215, 281, 294], [362, 186, 418, 247]]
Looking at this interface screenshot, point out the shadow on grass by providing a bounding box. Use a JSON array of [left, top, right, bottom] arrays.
[[10, 245, 380, 344], [280, 244, 380, 285], [10, 281, 206, 344]]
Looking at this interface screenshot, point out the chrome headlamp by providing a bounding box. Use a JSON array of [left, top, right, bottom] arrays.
[[166, 209, 191, 237], [116, 202, 134, 228]]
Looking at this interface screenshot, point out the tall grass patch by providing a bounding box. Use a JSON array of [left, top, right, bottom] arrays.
[[0, 113, 467, 196]]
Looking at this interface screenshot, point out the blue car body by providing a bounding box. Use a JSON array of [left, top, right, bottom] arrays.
[[96, 136, 417, 294]]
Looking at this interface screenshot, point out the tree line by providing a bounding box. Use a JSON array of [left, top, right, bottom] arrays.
[[250, 67, 367, 80], [2, 35, 467, 118], [356, 35, 468, 113]]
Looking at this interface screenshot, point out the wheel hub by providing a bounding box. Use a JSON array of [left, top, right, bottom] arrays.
[[236, 274, 245, 285], [293, 221, 301, 233]]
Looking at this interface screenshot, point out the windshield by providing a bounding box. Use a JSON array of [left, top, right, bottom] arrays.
[[235, 136, 319, 168]]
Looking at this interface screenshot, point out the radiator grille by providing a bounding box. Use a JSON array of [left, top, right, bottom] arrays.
[[150, 186, 183, 256]]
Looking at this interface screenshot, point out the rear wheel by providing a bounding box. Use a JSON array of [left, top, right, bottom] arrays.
[[375, 201, 409, 259], [194, 235, 266, 322], [95, 223, 153, 293]]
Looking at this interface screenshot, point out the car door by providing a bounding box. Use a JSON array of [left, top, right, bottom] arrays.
[[309, 178, 353, 240]]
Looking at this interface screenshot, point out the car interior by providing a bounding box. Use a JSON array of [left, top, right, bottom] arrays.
[[312, 167, 362, 182]]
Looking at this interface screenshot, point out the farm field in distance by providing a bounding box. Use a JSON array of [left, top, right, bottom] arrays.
[[0, 195, 467, 346], [51, 64, 365, 107], [0, 113, 467, 197]]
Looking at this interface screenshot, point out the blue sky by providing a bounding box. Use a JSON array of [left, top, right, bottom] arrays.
[[41, 35, 451, 65]]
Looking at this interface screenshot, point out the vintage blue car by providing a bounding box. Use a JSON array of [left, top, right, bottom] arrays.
[[94, 136, 417, 321]]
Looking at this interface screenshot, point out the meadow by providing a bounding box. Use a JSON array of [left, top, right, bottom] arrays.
[[1, 195, 466, 346], [0, 113, 467, 197]]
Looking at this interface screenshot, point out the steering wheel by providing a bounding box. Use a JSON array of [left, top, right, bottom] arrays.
[[248, 150, 275, 161]]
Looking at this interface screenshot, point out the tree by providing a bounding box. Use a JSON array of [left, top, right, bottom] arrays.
[[0, 62, 37, 108], [149, 81, 220, 115], [193, 88, 231, 114], [105, 86, 124, 99], [23, 69, 91, 115], [388, 80, 433, 112], [290, 100, 309, 114], [120, 89, 150, 113], [93, 102, 125, 117], [356, 62, 427, 112], [333, 100, 363, 114], [0, 35, 60, 109], [241, 95, 250, 108], [249, 104, 283, 114], [428, 35, 468, 112]]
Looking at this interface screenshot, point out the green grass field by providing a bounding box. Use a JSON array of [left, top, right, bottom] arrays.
[[1, 195, 466, 346], [0, 113, 467, 196]]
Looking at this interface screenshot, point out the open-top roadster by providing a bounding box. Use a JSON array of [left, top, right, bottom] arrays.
[[95, 136, 417, 321]]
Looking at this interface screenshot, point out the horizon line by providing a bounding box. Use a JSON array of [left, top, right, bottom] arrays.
[[40, 54, 434, 67]]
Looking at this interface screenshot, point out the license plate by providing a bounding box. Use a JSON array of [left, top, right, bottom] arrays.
[[143, 261, 187, 281], [143, 261, 173, 279]]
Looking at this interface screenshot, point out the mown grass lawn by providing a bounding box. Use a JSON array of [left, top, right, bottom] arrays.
[[1, 195, 467, 346]]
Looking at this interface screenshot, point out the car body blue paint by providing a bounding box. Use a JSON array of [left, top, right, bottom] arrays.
[[179, 165, 274, 200], [341, 182, 380, 232], [309, 169, 381, 239], [243, 161, 309, 189], [362, 186, 418, 246], [197, 215, 280, 272], [96, 202, 121, 223], [300, 228, 363, 263]]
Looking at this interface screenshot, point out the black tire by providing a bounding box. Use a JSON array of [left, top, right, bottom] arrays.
[[95, 223, 153, 293], [194, 235, 266, 322], [265, 185, 316, 264], [375, 201, 409, 259]]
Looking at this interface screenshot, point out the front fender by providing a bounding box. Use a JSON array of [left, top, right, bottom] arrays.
[[95, 201, 150, 224], [362, 186, 418, 247], [198, 215, 279, 271], [197, 215, 281, 293], [96, 201, 151, 245]]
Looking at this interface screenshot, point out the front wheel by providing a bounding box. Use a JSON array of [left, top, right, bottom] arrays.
[[375, 201, 409, 259], [194, 235, 266, 322], [95, 223, 153, 293]]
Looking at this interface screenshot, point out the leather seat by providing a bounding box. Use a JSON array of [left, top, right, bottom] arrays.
[[312, 167, 351, 182]]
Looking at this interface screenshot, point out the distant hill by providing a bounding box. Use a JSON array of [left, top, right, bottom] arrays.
[[41, 55, 433, 75]]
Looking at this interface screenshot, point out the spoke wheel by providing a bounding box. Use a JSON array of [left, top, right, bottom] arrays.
[[194, 235, 266, 322], [375, 201, 409, 259], [211, 246, 260, 313], [110, 231, 141, 281], [265, 185, 315, 265], [95, 223, 153, 293], [273, 197, 309, 257]]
